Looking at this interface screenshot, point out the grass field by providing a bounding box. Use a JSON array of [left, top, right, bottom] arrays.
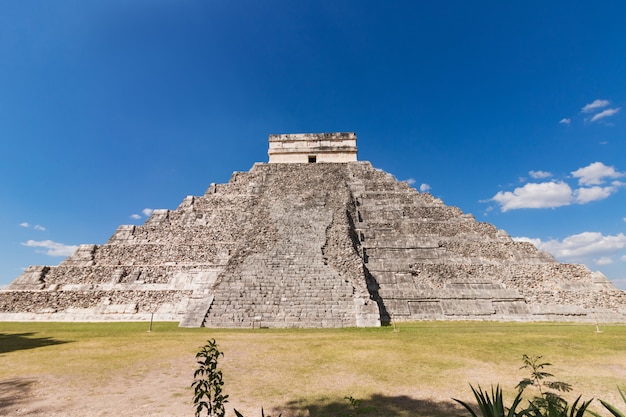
[[1, 321, 625, 416]]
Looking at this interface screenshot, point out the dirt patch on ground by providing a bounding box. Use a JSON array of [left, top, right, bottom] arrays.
[[1, 370, 466, 417], [4, 363, 623, 417]]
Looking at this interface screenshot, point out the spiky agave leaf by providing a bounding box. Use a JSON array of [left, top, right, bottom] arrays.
[[595, 386, 626, 417], [596, 401, 626, 417], [568, 395, 593, 417], [454, 384, 525, 417], [453, 397, 480, 417]]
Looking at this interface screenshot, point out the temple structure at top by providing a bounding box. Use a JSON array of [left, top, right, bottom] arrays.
[[268, 132, 358, 163]]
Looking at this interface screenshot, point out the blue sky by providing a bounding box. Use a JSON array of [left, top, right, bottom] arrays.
[[1, 1, 625, 289]]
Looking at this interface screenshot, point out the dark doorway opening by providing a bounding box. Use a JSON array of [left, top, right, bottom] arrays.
[[308, 155, 317, 163]]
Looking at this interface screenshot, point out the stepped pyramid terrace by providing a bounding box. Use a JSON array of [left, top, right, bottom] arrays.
[[1, 132, 625, 327]]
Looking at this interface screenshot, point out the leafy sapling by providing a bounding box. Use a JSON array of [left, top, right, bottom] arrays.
[[192, 339, 229, 417]]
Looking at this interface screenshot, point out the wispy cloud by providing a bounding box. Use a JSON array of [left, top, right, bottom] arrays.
[[490, 162, 624, 211], [22, 240, 79, 257], [131, 208, 154, 219], [19, 222, 46, 231], [610, 277, 626, 289], [560, 99, 619, 126], [404, 178, 416, 185], [594, 256, 614, 266], [419, 183, 431, 192], [513, 232, 626, 263], [581, 99, 610, 113], [529, 170, 552, 179], [590, 107, 620, 123]]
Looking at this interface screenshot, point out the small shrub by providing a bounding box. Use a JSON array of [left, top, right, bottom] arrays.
[[456, 355, 593, 417], [516, 354, 578, 417], [523, 394, 593, 417], [192, 339, 229, 417], [341, 396, 377, 417], [453, 384, 525, 417]]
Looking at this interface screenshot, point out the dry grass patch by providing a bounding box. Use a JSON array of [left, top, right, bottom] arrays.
[[0, 321, 625, 416]]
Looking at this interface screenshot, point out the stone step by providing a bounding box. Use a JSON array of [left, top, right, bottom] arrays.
[[178, 295, 214, 327]]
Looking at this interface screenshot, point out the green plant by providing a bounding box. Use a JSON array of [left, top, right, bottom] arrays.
[[523, 395, 592, 417], [455, 356, 594, 417], [453, 384, 525, 417], [517, 354, 575, 416], [594, 386, 626, 417], [192, 339, 229, 417], [341, 396, 377, 417]]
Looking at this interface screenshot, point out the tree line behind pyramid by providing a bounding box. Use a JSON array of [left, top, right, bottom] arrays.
[[1, 133, 624, 326]]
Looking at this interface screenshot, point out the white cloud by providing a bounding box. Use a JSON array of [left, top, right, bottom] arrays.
[[590, 107, 620, 122], [491, 162, 625, 211], [515, 233, 626, 277], [405, 178, 416, 185], [571, 162, 624, 186], [581, 99, 610, 113], [594, 256, 614, 266], [529, 170, 552, 179], [22, 240, 79, 257], [573, 185, 618, 204], [419, 183, 431, 192], [521, 232, 626, 261], [491, 181, 573, 212], [131, 208, 154, 219], [512, 236, 543, 247], [559, 118, 571, 125], [19, 222, 46, 231]]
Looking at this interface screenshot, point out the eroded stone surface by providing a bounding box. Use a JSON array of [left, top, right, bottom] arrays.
[[268, 132, 357, 163], [1, 134, 624, 326]]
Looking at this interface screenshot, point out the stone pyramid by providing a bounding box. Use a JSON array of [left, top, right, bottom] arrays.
[[1, 133, 624, 327]]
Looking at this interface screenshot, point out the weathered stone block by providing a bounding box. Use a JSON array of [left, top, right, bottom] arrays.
[[1, 133, 624, 326]]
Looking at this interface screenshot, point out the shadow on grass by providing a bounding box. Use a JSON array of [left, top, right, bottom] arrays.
[[0, 332, 70, 355], [277, 393, 465, 417]]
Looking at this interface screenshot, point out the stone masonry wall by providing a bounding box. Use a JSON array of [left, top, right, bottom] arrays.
[[345, 161, 624, 322], [203, 163, 378, 328], [1, 159, 624, 325]]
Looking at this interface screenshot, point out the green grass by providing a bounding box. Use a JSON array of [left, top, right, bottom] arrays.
[[1, 321, 625, 416]]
